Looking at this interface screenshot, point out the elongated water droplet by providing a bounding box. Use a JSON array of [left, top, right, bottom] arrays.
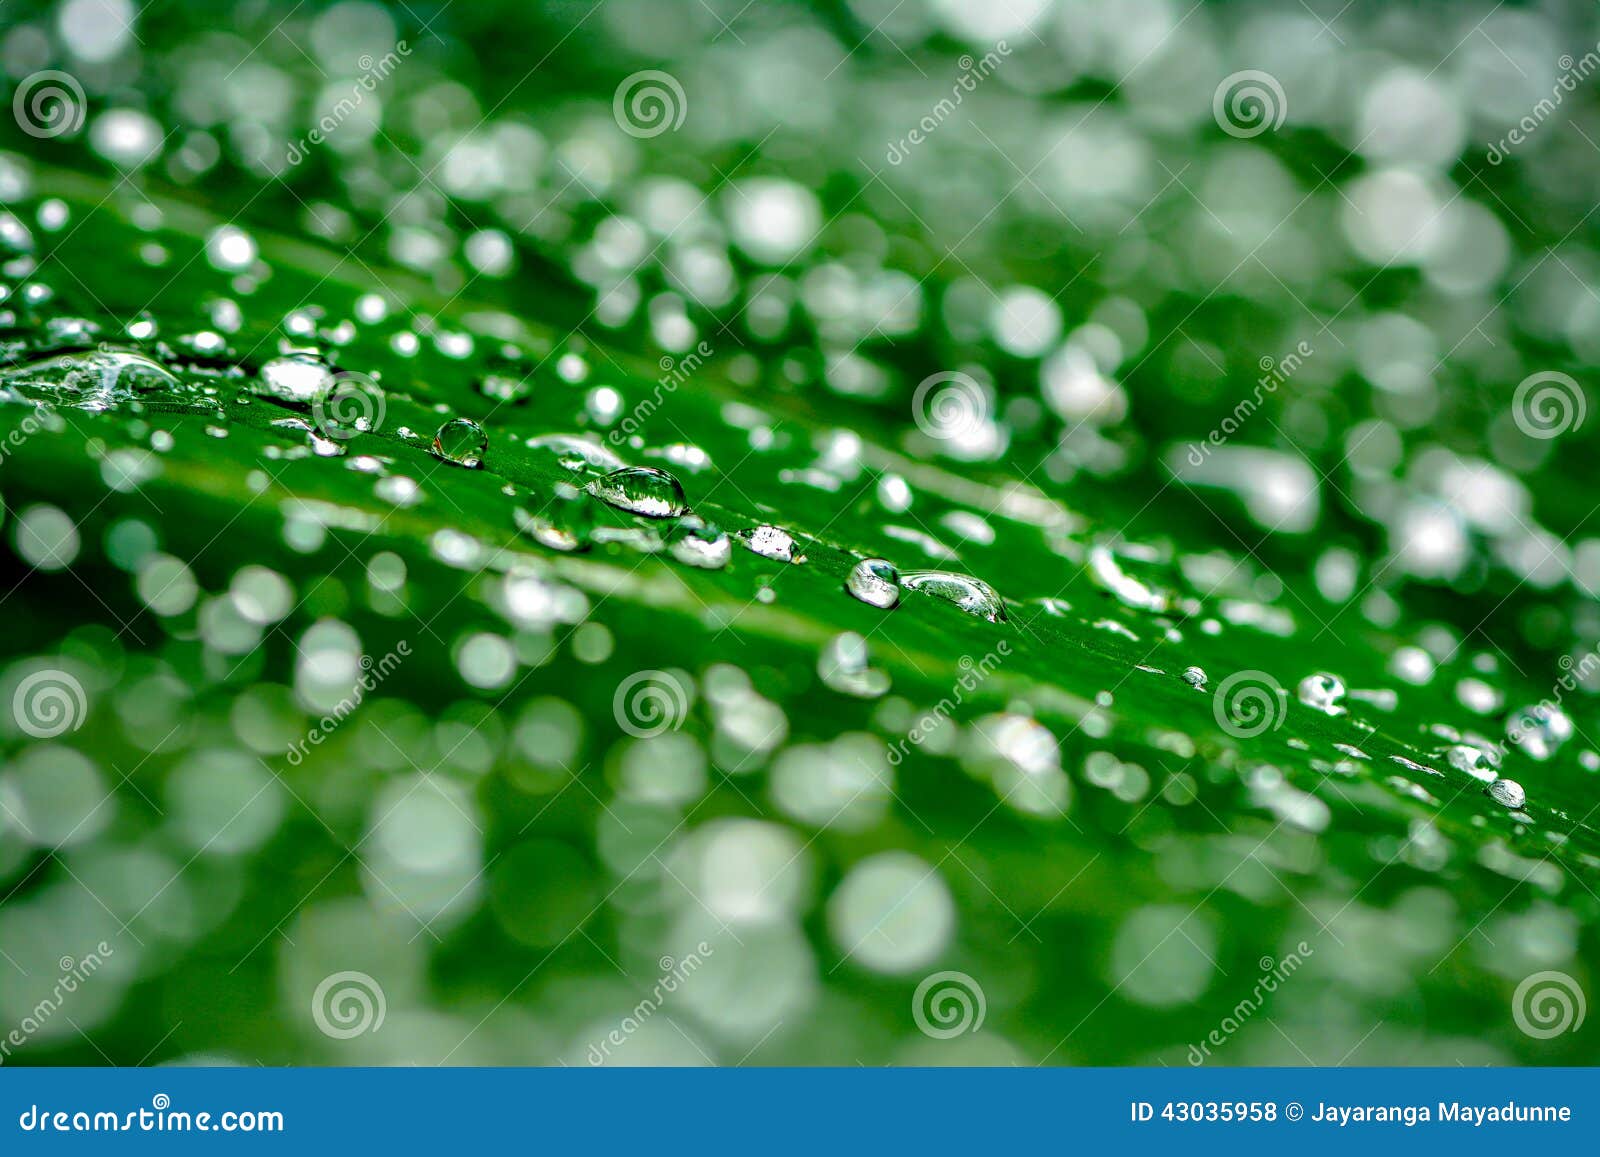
[[432, 417, 488, 468], [668, 514, 731, 569], [846, 558, 900, 609], [1488, 778, 1526, 809], [526, 432, 625, 474], [736, 524, 799, 563], [901, 571, 1006, 622], [1297, 672, 1347, 715], [585, 466, 686, 518]]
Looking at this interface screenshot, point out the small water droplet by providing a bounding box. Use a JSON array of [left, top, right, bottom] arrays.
[[846, 558, 901, 610], [478, 373, 532, 403], [375, 475, 423, 507], [667, 514, 731, 569], [1181, 666, 1207, 690], [432, 417, 488, 468], [902, 571, 1006, 622], [515, 482, 593, 552], [585, 466, 686, 518], [736, 524, 799, 563], [1297, 672, 1347, 715], [819, 632, 890, 698]]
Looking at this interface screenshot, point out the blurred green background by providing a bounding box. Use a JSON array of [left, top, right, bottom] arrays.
[[0, 0, 1598, 1066]]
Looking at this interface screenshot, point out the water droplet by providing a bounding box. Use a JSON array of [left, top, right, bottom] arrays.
[[1506, 704, 1572, 761], [1297, 672, 1347, 715], [432, 417, 488, 468], [525, 433, 625, 474], [668, 514, 731, 569], [1087, 543, 1168, 612], [375, 475, 423, 507], [819, 632, 890, 698], [902, 571, 1006, 622], [1488, 778, 1526, 809], [1445, 743, 1501, 783], [846, 558, 900, 610], [478, 373, 532, 403], [1181, 666, 1207, 690], [736, 524, 799, 563], [585, 466, 686, 518], [514, 483, 593, 552], [256, 355, 332, 405]]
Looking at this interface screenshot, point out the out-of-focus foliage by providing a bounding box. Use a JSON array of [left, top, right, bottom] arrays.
[[1, 0, 1599, 1066]]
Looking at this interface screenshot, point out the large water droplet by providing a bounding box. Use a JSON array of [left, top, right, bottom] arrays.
[[736, 524, 799, 563], [668, 514, 731, 569], [585, 466, 686, 518], [1297, 672, 1347, 715], [1181, 666, 1207, 690], [846, 558, 900, 610], [901, 571, 1006, 622], [432, 417, 488, 468], [0, 348, 179, 411]]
